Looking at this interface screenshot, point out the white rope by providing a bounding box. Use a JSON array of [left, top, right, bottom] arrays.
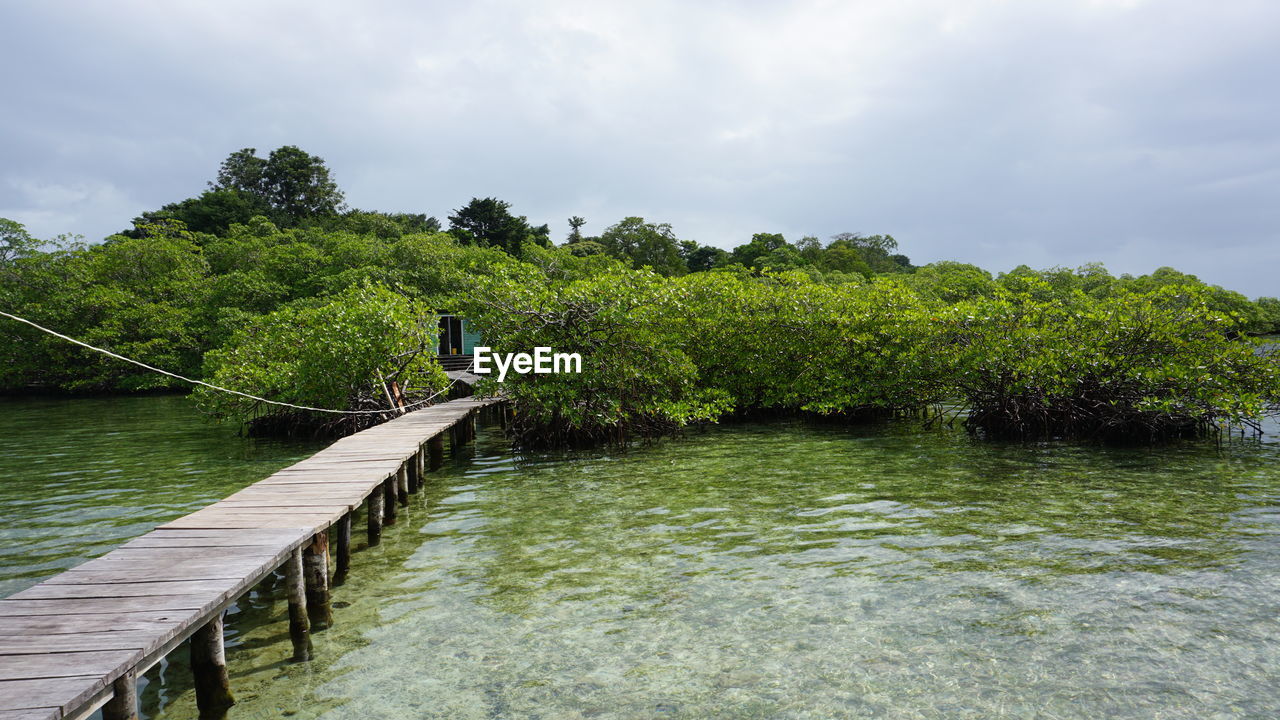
[[0, 309, 470, 415]]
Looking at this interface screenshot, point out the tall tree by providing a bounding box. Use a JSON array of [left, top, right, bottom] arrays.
[[448, 197, 547, 256], [0, 218, 37, 265], [730, 232, 790, 268], [599, 217, 686, 276], [210, 146, 345, 226], [567, 216, 587, 244]]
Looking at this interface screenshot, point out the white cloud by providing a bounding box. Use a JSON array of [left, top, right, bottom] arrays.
[[1, 0, 1277, 295]]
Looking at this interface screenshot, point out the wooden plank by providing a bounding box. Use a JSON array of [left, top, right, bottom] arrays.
[[88, 547, 282, 562], [226, 488, 366, 499], [0, 595, 213, 617], [0, 676, 102, 712], [68, 546, 279, 564], [0, 630, 159, 654], [55, 552, 279, 578], [12, 579, 237, 600], [0, 650, 138, 680], [0, 614, 188, 636], [0, 709, 60, 720], [45, 568, 261, 585]]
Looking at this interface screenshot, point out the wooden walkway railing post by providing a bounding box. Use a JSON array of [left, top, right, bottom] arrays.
[[191, 614, 234, 713]]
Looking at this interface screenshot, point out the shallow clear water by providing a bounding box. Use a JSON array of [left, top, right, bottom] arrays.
[[129, 415, 1280, 720], [0, 395, 321, 598]]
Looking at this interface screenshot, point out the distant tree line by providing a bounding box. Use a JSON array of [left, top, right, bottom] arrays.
[[1, 145, 1278, 442]]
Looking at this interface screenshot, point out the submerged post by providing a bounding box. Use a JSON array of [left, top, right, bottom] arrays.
[[102, 670, 138, 720], [303, 531, 332, 629], [428, 434, 444, 471], [285, 548, 311, 661], [335, 511, 352, 584], [396, 465, 409, 505], [407, 451, 421, 494], [367, 490, 384, 546], [191, 613, 235, 712], [383, 476, 398, 525]]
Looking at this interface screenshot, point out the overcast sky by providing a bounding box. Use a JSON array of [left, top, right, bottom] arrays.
[[2, 1, 1277, 295]]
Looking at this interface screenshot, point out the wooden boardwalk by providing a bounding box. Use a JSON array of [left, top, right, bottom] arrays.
[[0, 394, 502, 720]]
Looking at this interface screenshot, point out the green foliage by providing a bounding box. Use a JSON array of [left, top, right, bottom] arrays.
[[597, 217, 687, 276], [944, 285, 1280, 440], [0, 222, 210, 391], [668, 272, 939, 415], [0, 218, 39, 265], [5, 151, 1278, 448], [566, 216, 587, 243], [455, 267, 1279, 445], [448, 197, 549, 256], [679, 241, 728, 272], [127, 188, 268, 237], [457, 267, 728, 445], [211, 146, 346, 225], [194, 284, 449, 432], [909, 261, 998, 303], [1256, 297, 1280, 335]]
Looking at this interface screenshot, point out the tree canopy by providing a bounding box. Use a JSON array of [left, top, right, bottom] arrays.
[[447, 197, 550, 256]]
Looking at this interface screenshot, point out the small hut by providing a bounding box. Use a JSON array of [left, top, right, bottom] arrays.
[[436, 313, 482, 370]]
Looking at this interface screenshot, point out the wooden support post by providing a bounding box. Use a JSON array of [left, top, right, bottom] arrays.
[[414, 449, 426, 490], [335, 511, 352, 585], [303, 532, 332, 629], [191, 614, 235, 711], [102, 670, 139, 720], [396, 465, 409, 505], [470, 411, 478, 441], [285, 548, 311, 662], [383, 476, 397, 525], [407, 451, 421, 494], [367, 489, 384, 546], [449, 423, 461, 452], [428, 434, 444, 471]]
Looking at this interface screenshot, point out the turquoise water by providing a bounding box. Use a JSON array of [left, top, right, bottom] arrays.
[[0, 395, 321, 598], [120, 414, 1280, 719]]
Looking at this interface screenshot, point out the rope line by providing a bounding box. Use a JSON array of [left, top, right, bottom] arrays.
[[0, 309, 470, 415]]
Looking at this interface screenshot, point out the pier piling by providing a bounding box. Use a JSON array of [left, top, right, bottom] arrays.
[[396, 465, 409, 505], [367, 489, 384, 546], [285, 548, 311, 662], [335, 511, 352, 584], [102, 670, 138, 720], [303, 532, 332, 629], [191, 614, 235, 713], [407, 452, 420, 493], [383, 476, 398, 525], [428, 434, 444, 471]]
